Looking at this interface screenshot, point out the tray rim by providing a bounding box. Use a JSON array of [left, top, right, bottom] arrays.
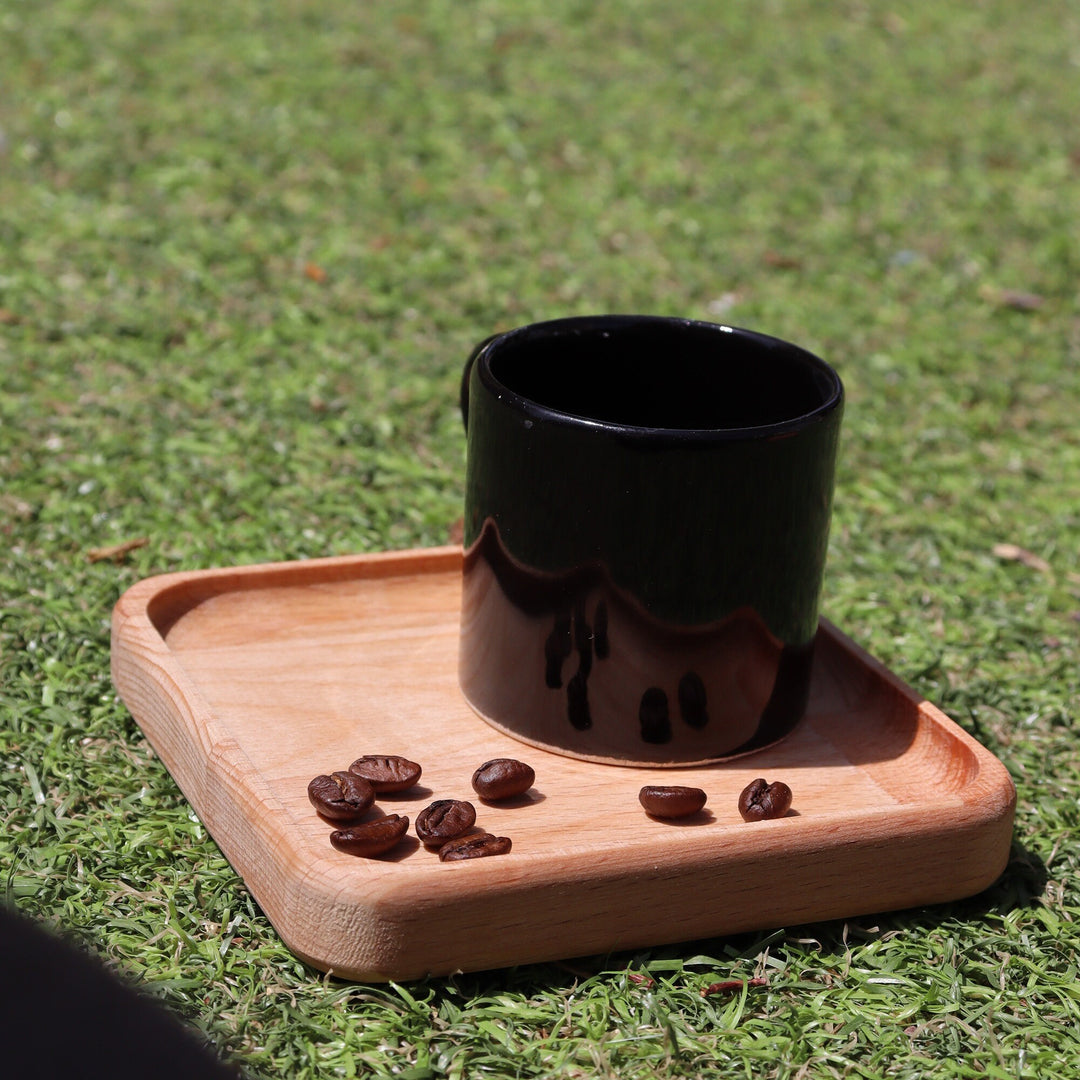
[[110, 545, 1017, 980]]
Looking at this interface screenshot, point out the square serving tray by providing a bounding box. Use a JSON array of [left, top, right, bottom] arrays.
[[111, 545, 1015, 981]]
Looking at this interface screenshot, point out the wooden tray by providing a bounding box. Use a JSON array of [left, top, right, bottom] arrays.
[[111, 546, 1016, 982]]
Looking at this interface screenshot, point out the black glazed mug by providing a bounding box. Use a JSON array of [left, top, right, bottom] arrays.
[[458, 315, 843, 765]]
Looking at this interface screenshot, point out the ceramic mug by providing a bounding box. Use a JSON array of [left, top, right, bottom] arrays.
[[458, 314, 843, 765]]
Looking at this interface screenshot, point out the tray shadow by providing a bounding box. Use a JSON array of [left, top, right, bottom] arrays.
[[408, 840, 1046, 997]]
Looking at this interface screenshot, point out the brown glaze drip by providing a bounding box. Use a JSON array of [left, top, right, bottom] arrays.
[[459, 521, 815, 765]]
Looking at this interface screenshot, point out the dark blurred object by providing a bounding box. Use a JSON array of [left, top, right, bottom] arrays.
[[0, 903, 237, 1079]]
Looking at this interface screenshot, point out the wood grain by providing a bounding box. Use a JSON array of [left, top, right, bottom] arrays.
[[111, 545, 1016, 981]]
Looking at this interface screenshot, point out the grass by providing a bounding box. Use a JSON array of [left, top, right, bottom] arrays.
[[2, 0, 1079, 1075]]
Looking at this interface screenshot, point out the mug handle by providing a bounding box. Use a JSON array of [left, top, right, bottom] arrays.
[[460, 334, 499, 432]]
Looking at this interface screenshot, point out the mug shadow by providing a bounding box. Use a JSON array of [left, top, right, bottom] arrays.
[[692, 622, 967, 775]]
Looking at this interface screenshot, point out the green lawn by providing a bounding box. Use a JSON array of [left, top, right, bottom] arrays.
[[3, 0, 1079, 1076]]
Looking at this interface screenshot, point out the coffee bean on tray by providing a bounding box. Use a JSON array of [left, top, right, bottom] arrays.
[[307, 771, 375, 822], [438, 832, 513, 861], [471, 758, 534, 801], [737, 778, 793, 821], [638, 785, 707, 819], [348, 755, 422, 792], [415, 799, 476, 847], [329, 814, 410, 857]]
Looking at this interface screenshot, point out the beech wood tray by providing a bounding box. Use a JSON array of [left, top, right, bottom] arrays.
[[111, 545, 1016, 982]]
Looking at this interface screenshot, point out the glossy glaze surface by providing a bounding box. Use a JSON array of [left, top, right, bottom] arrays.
[[459, 315, 843, 764]]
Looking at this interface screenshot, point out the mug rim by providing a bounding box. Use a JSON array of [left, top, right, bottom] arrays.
[[468, 314, 843, 442]]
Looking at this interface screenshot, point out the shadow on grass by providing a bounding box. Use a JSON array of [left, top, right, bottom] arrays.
[[941, 839, 1049, 919], [421, 839, 1047, 999]]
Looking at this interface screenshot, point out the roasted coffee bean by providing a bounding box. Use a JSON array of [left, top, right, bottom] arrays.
[[415, 799, 476, 846], [307, 771, 375, 822], [438, 832, 512, 861], [329, 814, 410, 857], [638, 784, 707, 819], [471, 758, 535, 801], [348, 754, 422, 792], [738, 778, 793, 821]]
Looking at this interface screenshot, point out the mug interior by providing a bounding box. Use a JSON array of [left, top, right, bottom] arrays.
[[484, 318, 839, 432]]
